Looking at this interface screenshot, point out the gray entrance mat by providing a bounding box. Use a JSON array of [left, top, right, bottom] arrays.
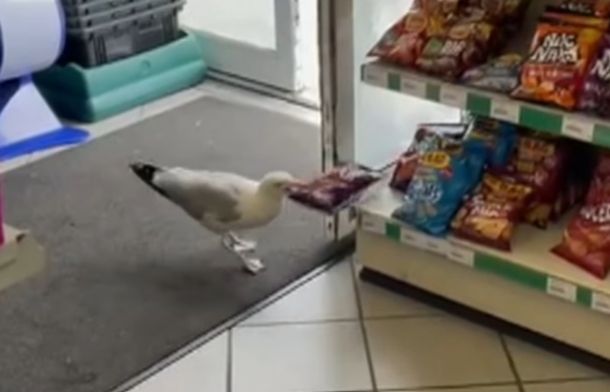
[[0, 96, 338, 392]]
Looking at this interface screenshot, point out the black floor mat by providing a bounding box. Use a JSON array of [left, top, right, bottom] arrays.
[[0, 96, 335, 392]]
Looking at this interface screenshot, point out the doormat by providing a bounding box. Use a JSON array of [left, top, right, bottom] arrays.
[[0, 96, 343, 392]]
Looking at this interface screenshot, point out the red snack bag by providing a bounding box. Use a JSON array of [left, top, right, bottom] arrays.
[[579, 34, 610, 116], [553, 153, 610, 279], [287, 165, 381, 214], [500, 133, 569, 229], [512, 23, 603, 110], [451, 173, 533, 250], [416, 20, 494, 79], [368, 9, 430, 67]]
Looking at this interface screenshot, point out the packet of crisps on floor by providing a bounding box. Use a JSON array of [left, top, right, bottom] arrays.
[[552, 153, 610, 279], [451, 173, 533, 251], [286, 165, 381, 214], [392, 139, 487, 236]]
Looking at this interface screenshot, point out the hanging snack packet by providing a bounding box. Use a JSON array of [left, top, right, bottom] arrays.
[[579, 34, 610, 116], [390, 123, 468, 192], [452, 173, 533, 251], [556, 0, 610, 17], [552, 153, 610, 279], [287, 165, 381, 214], [462, 53, 523, 93], [466, 117, 518, 169], [392, 140, 487, 236], [512, 22, 603, 110]]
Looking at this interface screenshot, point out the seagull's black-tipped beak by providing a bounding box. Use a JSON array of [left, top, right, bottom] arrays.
[[129, 162, 168, 197]]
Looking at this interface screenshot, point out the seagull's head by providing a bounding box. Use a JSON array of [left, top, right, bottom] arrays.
[[259, 171, 300, 198]]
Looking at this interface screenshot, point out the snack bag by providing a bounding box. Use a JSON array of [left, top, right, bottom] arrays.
[[416, 20, 495, 79], [452, 173, 533, 250], [368, 9, 431, 67], [579, 34, 610, 116], [461, 53, 523, 93], [466, 117, 518, 169], [500, 133, 569, 228], [556, 0, 610, 17], [512, 23, 603, 110], [390, 123, 468, 192], [542, 10, 610, 30], [287, 166, 381, 214], [553, 153, 610, 279], [392, 140, 486, 236]]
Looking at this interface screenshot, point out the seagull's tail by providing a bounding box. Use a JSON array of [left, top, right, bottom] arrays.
[[129, 161, 169, 197]]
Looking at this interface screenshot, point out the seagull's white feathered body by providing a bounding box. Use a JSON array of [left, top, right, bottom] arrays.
[[153, 167, 284, 233], [130, 162, 297, 273]]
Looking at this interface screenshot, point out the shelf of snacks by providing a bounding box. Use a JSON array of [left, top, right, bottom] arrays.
[[354, 117, 610, 360], [362, 0, 610, 147], [359, 185, 610, 317], [0, 224, 45, 292], [362, 61, 610, 147]]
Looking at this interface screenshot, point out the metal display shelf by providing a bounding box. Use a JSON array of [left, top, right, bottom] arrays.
[[0, 225, 45, 292], [362, 61, 610, 147]]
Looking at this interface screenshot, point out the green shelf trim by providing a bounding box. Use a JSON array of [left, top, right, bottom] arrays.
[[474, 253, 546, 291], [358, 211, 609, 317], [466, 93, 491, 117]]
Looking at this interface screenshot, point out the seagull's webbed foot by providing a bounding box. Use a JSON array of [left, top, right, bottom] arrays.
[[239, 255, 266, 275], [221, 233, 265, 274]]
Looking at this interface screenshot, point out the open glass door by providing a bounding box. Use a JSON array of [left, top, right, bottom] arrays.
[[180, 0, 302, 92]]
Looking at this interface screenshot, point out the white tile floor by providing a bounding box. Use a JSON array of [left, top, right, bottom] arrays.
[[126, 259, 610, 392]]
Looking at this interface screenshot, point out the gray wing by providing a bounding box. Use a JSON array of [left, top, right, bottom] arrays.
[[154, 168, 243, 222]]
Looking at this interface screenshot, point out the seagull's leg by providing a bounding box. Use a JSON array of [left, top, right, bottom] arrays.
[[227, 232, 257, 253], [236, 252, 266, 274]]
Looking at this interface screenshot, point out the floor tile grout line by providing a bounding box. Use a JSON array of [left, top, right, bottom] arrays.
[[226, 329, 233, 392], [237, 313, 447, 329], [375, 380, 520, 391], [350, 259, 379, 392], [499, 334, 526, 392], [521, 376, 610, 385]]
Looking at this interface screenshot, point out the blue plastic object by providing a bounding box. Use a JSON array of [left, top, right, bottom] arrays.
[[0, 77, 88, 161]]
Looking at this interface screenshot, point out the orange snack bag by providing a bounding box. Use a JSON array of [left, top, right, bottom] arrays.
[[512, 23, 603, 110]]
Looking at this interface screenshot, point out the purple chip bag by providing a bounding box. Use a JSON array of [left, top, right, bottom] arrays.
[[580, 34, 610, 117]]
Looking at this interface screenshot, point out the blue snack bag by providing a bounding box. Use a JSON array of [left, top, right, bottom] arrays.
[[466, 117, 517, 170], [392, 140, 486, 236]]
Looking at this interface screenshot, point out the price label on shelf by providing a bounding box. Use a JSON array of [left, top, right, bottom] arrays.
[[592, 293, 610, 314], [446, 246, 475, 267], [363, 66, 387, 87], [422, 237, 450, 255], [562, 118, 594, 142], [440, 86, 467, 109], [401, 228, 425, 249], [360, 214, 385, 235], [401, 78, 426, 97], [546, 277, 577, 303], [491, 101, 519, 124]]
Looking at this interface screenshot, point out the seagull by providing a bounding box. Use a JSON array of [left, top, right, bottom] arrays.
[[129, 162, 300, 274]]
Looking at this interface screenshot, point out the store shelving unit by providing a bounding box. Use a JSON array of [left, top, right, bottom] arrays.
[[0, 225, 45, 292], [319, 0, 610, 367]]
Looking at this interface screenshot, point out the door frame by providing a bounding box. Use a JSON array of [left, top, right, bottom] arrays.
[[182, 0, 303, 92]]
